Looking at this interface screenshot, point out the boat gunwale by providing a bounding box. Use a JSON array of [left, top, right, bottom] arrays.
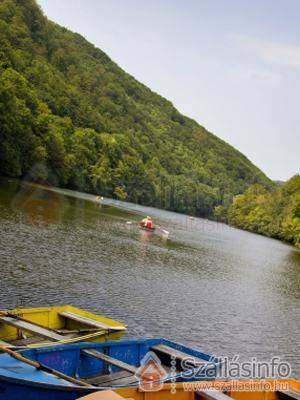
[[21, 337, 220, 361], [0, 305, 127, 347], [0, 372, 99, 392], [7, 305, 127, 329]]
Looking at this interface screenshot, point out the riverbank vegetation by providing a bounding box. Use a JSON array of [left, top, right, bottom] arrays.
[[228, 175, 300, 248]]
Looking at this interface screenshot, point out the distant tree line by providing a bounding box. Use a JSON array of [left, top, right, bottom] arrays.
[[228, 175, 300, 248]]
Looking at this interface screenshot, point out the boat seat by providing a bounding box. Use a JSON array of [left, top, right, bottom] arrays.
[[0, 316, 65, 341], [195, 389, 232, 400], [82, 349, 138, 374], [277, 389, 300, 400], [151, 344, 208, 369], [100, 374, 138, 387], [11, 335, 47, 346], [85, 370, 138, 387], [59, 311, 125, 331], [56, 328, 99, 334], [85, 370, 132, 385]]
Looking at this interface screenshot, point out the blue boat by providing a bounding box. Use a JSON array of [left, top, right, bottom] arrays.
[[0, 338, 222, 400]]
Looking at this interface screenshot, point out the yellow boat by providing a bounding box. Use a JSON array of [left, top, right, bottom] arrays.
[[0, 305, 126, 348], [78, 379, 300, 400]]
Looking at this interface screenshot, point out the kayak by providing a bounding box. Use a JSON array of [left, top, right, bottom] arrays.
[[0, 305, 126, 348], [139, 225, 156, 232], [139, 225, 169, 237]]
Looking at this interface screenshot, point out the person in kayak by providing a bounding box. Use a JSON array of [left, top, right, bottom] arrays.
[[140, 216, 154, 229]]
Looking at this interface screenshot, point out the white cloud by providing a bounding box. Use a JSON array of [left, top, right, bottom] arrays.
[[232, 34, 300, 70]]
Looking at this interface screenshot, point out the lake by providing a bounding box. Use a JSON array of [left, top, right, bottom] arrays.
[[0, 177, 299, 377]]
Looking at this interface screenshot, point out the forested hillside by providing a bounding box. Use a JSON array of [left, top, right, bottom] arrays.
[[0, 0, 272, 217], [228, 175, 300, 248]]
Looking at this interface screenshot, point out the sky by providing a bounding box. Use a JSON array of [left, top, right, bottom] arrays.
[[37, 0, 300, 181]]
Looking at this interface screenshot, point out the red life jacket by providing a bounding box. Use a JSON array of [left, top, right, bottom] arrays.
[[146, 220, 153, 228]]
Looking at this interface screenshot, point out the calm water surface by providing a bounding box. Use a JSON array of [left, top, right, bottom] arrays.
[[0, 178, 299, 377]]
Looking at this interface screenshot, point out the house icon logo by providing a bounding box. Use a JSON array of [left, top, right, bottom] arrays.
[[136, 351, 168, 392]]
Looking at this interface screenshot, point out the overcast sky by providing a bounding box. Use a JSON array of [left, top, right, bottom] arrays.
[[37, 0, 300, 181]]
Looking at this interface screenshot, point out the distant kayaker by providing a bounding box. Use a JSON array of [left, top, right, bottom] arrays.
[[95, 195, 104, 207], [140, 216, 154, 229]]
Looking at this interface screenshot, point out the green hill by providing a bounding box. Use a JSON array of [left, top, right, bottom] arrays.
[[0, 0, 272, 217]]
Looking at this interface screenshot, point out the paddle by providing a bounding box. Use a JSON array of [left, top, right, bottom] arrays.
[[0, 345, 92, 387]]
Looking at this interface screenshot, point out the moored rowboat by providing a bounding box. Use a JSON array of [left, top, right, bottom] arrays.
[[0, 305, 126, 348], [0, 338, 222, 399], [78, 379, 300, 400]]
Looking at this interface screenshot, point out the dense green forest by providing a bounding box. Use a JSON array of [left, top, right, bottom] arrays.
[[0, 0, 273, 218], [228, 175, 300, 248]]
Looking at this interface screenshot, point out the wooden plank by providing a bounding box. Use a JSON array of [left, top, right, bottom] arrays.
[[59, 311, 126, 331], [85, 370, 133, 385], [151, 344, 207, 366], [11, 335, 46, 346], [0, 316, 64, 341], [56, 328, 99, 334], [277, 389, 300, 400], [195, 389, 232, 400], [85, 370, 131, 385], [82, 349, 137, 374], [0, 340, 16, 348], [101, 374, 139, 387]]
